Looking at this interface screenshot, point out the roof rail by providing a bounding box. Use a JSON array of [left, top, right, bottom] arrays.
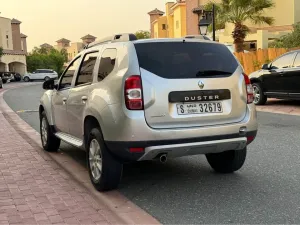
[[84, 33, 137, 49]]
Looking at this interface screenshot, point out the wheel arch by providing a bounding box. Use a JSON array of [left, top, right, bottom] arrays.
[[40, 91, 55, 125], [250, 77, 261, 84], [83, 115, 102, 148]]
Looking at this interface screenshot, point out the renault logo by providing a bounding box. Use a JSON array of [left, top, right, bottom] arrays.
[[198, 81, 204, 89]]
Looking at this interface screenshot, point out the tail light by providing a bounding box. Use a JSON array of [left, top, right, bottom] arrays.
[[243, 73, 254, 104], [124, 75, 143, 110]]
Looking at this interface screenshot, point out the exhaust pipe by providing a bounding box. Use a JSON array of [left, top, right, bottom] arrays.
[[159, 154, 167, 163]]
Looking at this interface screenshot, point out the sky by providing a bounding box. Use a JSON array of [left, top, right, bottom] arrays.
[[2, 0, 166, 51]]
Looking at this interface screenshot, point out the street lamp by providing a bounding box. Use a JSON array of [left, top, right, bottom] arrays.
[[198, 4, 216, 41], [198, 16, 210, 36]]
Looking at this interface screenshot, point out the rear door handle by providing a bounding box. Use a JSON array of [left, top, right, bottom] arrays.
[[81, 96, 88, 103], [62, 97, 67, 105]]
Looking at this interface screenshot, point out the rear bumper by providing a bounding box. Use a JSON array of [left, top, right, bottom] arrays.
[[105, 130, 257, 162]]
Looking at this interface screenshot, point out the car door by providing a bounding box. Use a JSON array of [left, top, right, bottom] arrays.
[[52, 56, 82, 133], [67, 51, 99, 139], [284, 52, 300, 97], [31, 70, 39, 80], [40, 70, 47, 80], [263, 52, 296, 95]]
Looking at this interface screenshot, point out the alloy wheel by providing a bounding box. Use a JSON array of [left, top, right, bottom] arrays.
[[89, 139, 102, 181], [41, 118, 48, 146], [253, 86, 260, 104]]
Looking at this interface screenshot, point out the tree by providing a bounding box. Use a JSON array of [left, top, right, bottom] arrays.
[[135, 30, 150, 39], [269, 23, 300, 48], [205, 0, 275, 52], [26, 47, 68, 75]]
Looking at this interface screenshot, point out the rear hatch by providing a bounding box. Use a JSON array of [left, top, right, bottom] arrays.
[[134, 40, 247, 129]]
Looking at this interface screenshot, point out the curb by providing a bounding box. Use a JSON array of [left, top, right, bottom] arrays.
[[0, 83, 161, 225]]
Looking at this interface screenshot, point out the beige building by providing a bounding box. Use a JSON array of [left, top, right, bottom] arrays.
[[0, 17, 27, 75], [150, 0, 300, 50], [54, 34, 96, 61]]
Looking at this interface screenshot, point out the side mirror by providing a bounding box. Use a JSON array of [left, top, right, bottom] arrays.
[[262, 64, 270, 70], [43, 79, 57, 90]]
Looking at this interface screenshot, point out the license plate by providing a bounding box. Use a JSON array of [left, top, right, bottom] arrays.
[[176, 102, 223, 115]]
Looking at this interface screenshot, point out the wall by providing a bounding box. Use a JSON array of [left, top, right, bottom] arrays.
[[186, 0, 199, 35], [180, 5, 187, 37], [0, 17, 13, 50], [150, 14, 162, 38], [0, 54, 27, 74], [166, 2, 174, 38], [11, 24, 22, 51], [21, 38, 27, 54], [158, 16, 168, 38], [67, 42, 84, 61], [153, 22, 159, 38], [252, 0, 294, 29], [294, 0, 300, 24], [173, 4, 186, 37]]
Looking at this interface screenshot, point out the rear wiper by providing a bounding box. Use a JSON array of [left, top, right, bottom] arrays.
[[196, 70, 232, 77]]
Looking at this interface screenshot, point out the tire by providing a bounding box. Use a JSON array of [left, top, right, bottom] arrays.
[[24, 76, 30, 82], [252, 83, 267, 105], [40, 111, 60, 152], [2, 80, 7, 84], [44, 76, 50, 81], [0, 84, 2, 89], [206, 148, 247, 173], [87, 128, 123, 192]]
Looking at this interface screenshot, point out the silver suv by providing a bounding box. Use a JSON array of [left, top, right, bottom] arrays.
[[39, 33, 258, 192]]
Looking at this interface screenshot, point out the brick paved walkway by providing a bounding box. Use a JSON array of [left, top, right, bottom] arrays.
[[0, 84, 120, 224], [256, 98, 300, 116]]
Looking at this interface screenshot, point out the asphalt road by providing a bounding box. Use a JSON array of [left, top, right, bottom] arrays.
[[4, 84, 300, 224]]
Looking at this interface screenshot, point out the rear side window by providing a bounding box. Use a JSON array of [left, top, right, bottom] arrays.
[[134, 42, 238, 79], [98, 49, 117, 81], [76, 52, 98, 86]]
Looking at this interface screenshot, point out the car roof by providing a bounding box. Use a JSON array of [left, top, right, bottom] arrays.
[[78, 37, 226, 58], [132, 38, 219, 45]]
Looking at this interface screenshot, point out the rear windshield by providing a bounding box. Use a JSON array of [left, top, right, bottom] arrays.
[[134, 42, 239, 79]]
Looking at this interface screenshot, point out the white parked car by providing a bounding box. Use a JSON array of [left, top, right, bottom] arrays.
[[23, 69, 58, 82]]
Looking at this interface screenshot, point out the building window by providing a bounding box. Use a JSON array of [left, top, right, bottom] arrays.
[[250, 43, 256, 49], [162, 24, 167, 30], [6, 35, 9, 48], [176, 21, 179, 29]]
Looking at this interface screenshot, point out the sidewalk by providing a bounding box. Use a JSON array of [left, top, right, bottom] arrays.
[[0, 87, 118, 224], [0, 83, 160, 225], [256, 98, 300, 116]]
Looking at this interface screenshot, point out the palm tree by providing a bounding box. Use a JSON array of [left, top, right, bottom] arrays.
[[205, 0, 275, 52]]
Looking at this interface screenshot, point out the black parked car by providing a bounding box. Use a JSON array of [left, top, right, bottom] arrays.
[[0, 72, 22, 82], [11, 72, 22, 82], [0, 72, 12, 83], [249, 50, 300, 105]]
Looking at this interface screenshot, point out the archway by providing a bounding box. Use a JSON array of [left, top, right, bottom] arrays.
[[8, 61, 26, 75], [0, 62, 6, 72]]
